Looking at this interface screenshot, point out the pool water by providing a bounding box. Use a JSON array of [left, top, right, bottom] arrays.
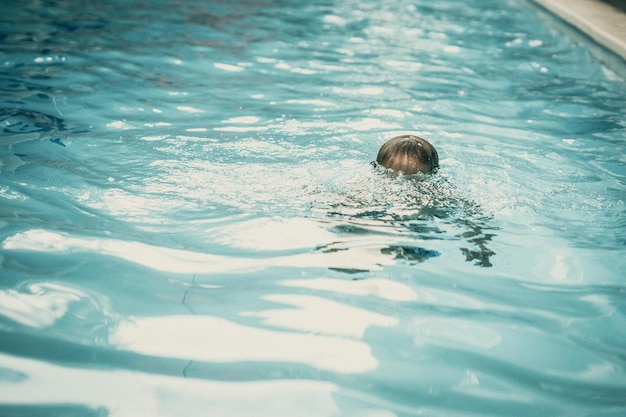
[[1, 0, 626, 415]]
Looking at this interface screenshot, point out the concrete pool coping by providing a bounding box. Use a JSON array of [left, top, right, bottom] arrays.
[[529, 0, 626, 77]]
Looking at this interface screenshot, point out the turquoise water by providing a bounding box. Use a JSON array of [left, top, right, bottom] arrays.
[[1, 0, 626, 415]]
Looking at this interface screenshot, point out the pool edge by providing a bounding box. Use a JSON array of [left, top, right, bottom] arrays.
[[529, 0, 626, 78]]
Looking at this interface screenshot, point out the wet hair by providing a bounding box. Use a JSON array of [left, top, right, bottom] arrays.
[[376, 135, 439, 174]]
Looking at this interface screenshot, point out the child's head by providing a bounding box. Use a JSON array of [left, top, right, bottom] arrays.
[[376, 135, 439, 175]]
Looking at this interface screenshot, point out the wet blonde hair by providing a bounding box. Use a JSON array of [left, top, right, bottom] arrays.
[[376, 135, 439, 174]]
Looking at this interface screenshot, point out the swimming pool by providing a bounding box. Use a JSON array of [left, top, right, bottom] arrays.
[[1, 0, 625, 415]]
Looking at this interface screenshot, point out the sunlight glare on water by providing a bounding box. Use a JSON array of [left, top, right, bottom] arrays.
[[1, 0, 626, 416]]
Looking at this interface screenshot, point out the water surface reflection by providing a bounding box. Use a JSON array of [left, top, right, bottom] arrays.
[[0, 353, 340, 417]]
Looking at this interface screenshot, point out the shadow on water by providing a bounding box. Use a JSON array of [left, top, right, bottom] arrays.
[[0, 108, 67, 136], [306, 165, 498, 271], [0, 76, 88, 151]]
